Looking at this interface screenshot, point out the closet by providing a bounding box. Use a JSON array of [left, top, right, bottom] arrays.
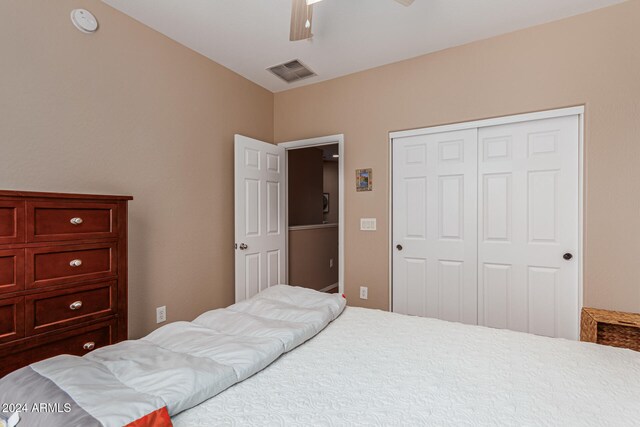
[[391, 108, 581, 340]]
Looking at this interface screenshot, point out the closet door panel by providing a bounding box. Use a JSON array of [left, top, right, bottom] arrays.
[[392, 136, 429, 317], [393, 129, 478, 324], [478, 115, 579, 339]]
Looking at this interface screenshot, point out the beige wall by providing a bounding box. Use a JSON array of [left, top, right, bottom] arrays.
[[289, 227, 339, 291], [3, 0, 638, 338], [274, 0, 640, 313], [0, 0, 273, 338], [323, 161, 339, 224]]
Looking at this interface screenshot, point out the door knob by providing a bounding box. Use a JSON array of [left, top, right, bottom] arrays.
[[239, 243, 248, 250], [563, 253, 573, 260], [396, 244, 403, 251]]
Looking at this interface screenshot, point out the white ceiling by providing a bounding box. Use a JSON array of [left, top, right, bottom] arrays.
[[101, 0, 624, 92]]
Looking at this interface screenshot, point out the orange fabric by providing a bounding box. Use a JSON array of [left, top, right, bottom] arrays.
[[125, 407, 172, 427]]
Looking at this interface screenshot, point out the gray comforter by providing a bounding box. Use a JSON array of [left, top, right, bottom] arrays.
[[0, 285, 346, 426]]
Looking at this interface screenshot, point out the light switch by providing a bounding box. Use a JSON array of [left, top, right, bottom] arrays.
[[360, 218, 377, 231]]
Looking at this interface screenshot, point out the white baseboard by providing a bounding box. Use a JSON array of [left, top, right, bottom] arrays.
[[319, 283, 339, 293]]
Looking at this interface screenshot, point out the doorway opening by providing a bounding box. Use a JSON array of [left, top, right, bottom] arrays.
[[280, 135, 345, 295]]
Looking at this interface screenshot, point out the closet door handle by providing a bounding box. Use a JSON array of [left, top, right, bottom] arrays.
[[239, 243, 248, 250], [563, 253, 573, 260], [396, 244, 403, 251]]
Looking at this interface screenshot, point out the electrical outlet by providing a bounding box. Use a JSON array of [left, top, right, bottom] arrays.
[[330, 258, 334, 268], [359, 286, 368, 300], [156, 306, 167, 324]]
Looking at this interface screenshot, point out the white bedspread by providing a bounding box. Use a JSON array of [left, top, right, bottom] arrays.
[[173, 307, 640, 426]]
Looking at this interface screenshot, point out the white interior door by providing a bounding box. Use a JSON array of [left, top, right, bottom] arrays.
[[234, 135, 286, 302], [392, 129, 478, 324], [477, 115, 579, 339]]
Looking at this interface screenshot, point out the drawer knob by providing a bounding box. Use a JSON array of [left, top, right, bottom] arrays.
[[83, 342, 95, 351], [69, 259, 83, 267], [70, 301, 83, 310], [70, 217, 84, 225]]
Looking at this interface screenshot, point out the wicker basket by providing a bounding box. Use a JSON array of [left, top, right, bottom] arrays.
[[581, 308, 640, 352]]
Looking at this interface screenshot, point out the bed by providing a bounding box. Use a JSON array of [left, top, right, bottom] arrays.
[[2, 286, 639, 426], [174, 306, 640, 426]]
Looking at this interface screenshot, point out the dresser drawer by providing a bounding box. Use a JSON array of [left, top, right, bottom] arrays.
[[0, 249, 25, 295], [27, 243, 117, 289], [27, 201, 118, 242], [0, 296, 25, 344], [26, 281, 116, 335], [0, 201, 25, 244], [0, 319, 115, 378]]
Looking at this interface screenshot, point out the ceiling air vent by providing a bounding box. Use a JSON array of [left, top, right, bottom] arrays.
[[267, 59, 316, 83]]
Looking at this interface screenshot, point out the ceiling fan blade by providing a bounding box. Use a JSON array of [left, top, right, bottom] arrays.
[[290, 0, 313, 41], [394, 0, 415, 5]]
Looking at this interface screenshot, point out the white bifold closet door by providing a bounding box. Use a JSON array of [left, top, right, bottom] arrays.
[[393, 114, 580, 340], [477, 115, 579, 339], [392, 129, 479, 324]]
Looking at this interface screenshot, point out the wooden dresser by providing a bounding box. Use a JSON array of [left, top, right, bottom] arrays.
[[0, 190, 132, 377]]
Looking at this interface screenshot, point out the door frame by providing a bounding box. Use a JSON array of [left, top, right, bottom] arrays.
[[388, 106, 585, 319], [279, 134, 345, 295]]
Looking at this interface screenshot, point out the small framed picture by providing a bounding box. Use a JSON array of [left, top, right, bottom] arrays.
[[323, 193, 330, 213], [356, 168, 373, 192]]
